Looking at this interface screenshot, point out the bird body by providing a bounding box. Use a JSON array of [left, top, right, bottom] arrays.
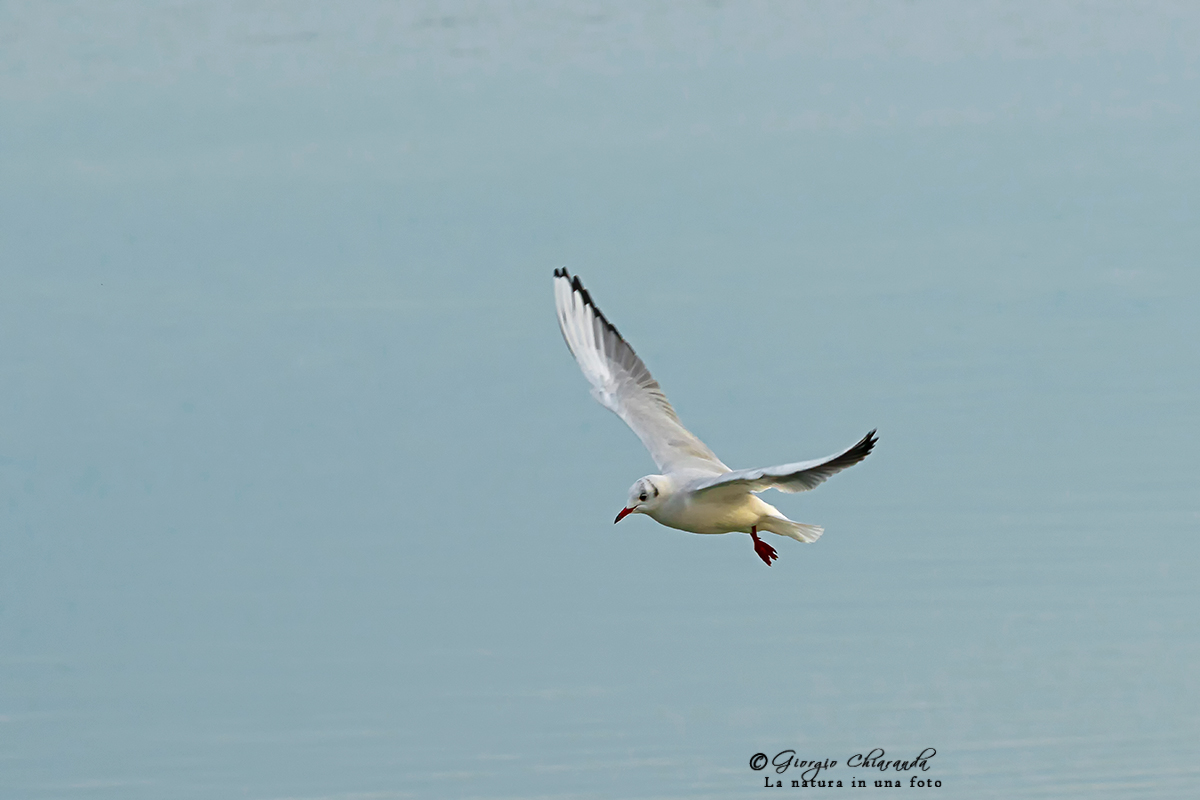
[[626, 471, 791, 537], [553, 269, 875, 565]]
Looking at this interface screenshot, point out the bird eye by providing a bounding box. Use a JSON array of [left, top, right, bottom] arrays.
[[639, 493, 648, 501]]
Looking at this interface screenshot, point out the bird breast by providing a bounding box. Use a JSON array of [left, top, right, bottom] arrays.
[[649, 487, 772, 535]]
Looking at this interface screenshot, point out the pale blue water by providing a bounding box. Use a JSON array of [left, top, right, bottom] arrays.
[[2, 3, 1199, 798]]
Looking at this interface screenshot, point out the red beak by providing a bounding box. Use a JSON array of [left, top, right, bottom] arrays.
[[614, 507, 634, 524]]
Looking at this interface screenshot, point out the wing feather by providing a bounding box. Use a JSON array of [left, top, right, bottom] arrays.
[[553, 269, 727, 475], [690, 430, 877, 496]]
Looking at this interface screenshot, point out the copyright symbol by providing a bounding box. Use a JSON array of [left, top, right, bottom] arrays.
[[749, 753, 768, 771]]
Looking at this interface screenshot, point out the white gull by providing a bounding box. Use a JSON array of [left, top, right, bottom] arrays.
[[553, 269, 877, 566]]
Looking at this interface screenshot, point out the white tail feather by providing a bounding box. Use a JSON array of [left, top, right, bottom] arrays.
[[759, 516, 824, 543]]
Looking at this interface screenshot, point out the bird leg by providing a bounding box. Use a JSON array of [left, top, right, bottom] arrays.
[[750, 526, 778, 566]]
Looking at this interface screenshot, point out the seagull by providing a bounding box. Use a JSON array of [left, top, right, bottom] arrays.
[[553, 269, 877, 566]]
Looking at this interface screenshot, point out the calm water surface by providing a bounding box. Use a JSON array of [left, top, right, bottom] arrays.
[[2, 3, 1198, 798]]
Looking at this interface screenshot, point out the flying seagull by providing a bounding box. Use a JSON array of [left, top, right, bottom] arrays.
[[553, 269, 876, 566]]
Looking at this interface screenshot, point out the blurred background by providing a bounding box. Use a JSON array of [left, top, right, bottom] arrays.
[[1, 2, 1198, 797]]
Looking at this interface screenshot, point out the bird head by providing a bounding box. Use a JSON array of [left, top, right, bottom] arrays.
[[615, 475, 667, 523]]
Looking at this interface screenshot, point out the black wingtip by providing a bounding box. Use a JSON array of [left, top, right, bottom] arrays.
[[571, 274, 593, 309], [557, 271, 625, 342]]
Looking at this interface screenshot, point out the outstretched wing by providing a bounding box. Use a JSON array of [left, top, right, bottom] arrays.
[[553, 269, 728, 475], [690, 430, 877, 495]]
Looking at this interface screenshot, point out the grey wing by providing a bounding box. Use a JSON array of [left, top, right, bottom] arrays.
[[690, 430, 877, 495], [553, 269, 728, 475]]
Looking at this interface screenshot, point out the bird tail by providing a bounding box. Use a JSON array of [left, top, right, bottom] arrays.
[[759, 516, 824, 543]]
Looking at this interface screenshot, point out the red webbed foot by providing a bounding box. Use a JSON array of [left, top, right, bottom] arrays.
[[750, 527, 778, 566]]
